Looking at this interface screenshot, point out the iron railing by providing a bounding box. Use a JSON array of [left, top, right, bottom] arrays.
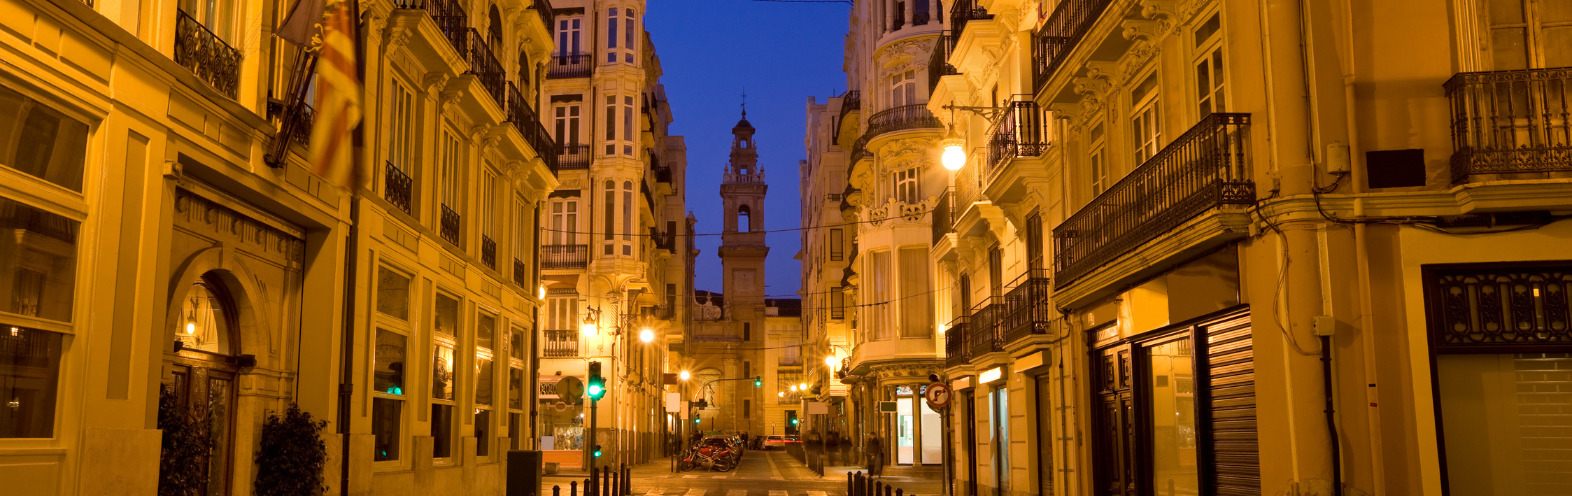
[[827, 193, 844, 202], [986, 101, 1050, 177], [1001, 268, 1055, 344], [651, 229, 675, 252], [393, 0, 467, 52], [1053, 113, 1253, 287], [547, 53, 593, 79], [950, 0, 993, 36], [513, 258, 528, 287], [865, 104, 944, 139], [460, 28, 507, 108], [954, 155, 985, 216], [384, 161, 413, 214], [542, 244, 588, 269], [839, 90, 862, 123], [1445, 67, 1572, 184], [945, 316, 969, 368], [543, 330, 578, 357], [521, 107, 559, 174], [440, 204, 461, 247], [480, 235, 497, 269], [724, 173, 768, 185], [967, 301, 1005, 357], [531, 0, 554, 34], [174, 9, 242, 99], [504, 82, 537, 137], [653, 163, 673, 183], [1032, 0, 1113, 93], [559, 144, 592, 170], [929, 31, 959, 93], [932, 190, 951, 245], [848, 139, 871, 164]]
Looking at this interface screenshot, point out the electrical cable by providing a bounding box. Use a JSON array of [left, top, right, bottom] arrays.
[[541, 207, 934, 238]]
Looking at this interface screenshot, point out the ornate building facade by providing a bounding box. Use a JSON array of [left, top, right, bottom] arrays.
[[532, 0, 691, 471]]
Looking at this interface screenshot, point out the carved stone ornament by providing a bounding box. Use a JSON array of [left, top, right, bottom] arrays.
[[875, 35, 936, 72], [1139, 0, 1178, 32], [423, 73, 450, 96], [869, 362, 942, 382], [876, 137, 936, 170]]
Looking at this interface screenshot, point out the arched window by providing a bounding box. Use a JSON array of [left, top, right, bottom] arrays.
[[178, 279, 235, 354], [518, 49, 532, 107], [168, 273, 241, 496], [488, 5, 504, 51], [737, 204, 751, 232]]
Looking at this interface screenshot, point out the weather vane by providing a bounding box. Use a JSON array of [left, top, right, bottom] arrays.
[[741, 88, 747, 117]]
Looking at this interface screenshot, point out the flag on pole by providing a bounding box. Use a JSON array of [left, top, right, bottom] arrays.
[[276, 0, 325, 47], [309, 0, 362, 189]]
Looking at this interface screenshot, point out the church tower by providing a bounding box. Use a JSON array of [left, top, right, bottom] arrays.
[[716, 107, 770, 433]]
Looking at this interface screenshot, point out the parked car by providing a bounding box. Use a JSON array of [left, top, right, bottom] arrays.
[[763, 435, 787, 450]]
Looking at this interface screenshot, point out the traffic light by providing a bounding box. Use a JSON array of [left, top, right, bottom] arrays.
[[593, 445, 603, 458], [693, 416, 701, 425], [754, 376, 762, 387], [790, 417, 799, 426], [587, 361, 605, 401]]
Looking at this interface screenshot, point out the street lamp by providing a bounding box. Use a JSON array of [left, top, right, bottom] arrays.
[[679, 370, 690, 381], [939, 123, 966, 171], [639, 327, 655, 343], [581, 312, 598, 337], [799, 382, 808, 391], [778, 391, 785, 398], [824, 355, 838, 368], [789, 385, 797, 392]]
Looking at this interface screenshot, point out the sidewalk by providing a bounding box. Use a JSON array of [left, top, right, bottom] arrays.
[[820, 462, 944, 495]]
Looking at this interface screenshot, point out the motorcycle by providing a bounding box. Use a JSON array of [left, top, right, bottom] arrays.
[[680, 444, 734, 472]]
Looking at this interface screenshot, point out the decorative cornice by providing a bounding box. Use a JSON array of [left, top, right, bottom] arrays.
[[423, 73, 450, 96]]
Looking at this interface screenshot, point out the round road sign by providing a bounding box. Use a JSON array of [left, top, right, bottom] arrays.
[[924, 382, 952, 410], [557, 376, 584, 405]]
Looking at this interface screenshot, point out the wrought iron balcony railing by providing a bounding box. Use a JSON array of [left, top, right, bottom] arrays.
[[653, 163, 673, 183], [929, 31, 959, 93], [932, 190, 952, 245], [1001, 268, 1056, 344], [543, 330, 578, 357], [439, 204, 461, 247], [986, 101, 1050, 177], [1445, 67, 1572, 184], [480, 235, 497, 269], [542, 244, 588, 269], [1032, 0, 1113, 93], [651, 228, 676, 253], [547, 53, 594, 79], [513, 258, 528, 287], [504, 81, 536, 136], [967, 301, 1005, 357], [954, 155, 985, 215], [865, 104, 944, 139], [525, 112, 559, 174], [393, 0, 467, 53], [384, 161, 413, 214], [460, 29, 507, 108], [724, 173, 768, 185], [949, 0, 993, 36], [559, 144, 591, 170], [174, 10, 242, 99], [1053, 113, 1253, 287], [945, 316, 969, 368], [531, 0, 555, 34]]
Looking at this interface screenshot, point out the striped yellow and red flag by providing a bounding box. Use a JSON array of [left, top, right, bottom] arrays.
[[309, 0, 362, 189]]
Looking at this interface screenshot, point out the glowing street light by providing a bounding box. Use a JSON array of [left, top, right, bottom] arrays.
[[824, 355, 838, 368], [581, 314, 598, 337], [639, 328, 655, 343], [939, 123, 966, 171], [679, 370, 691, 381]]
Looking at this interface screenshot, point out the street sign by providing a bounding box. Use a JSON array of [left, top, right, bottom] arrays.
[[924, 382, 952, 410], [807, 401, 829, 415], [665, 392, 681, 413], [557, 377, 584, 405], [878, 401, 898, 413]]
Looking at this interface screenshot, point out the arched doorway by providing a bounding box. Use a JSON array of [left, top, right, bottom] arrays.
[[164, 273, 241, 496]]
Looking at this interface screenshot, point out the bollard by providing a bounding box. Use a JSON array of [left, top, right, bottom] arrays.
[[554, 486, 561, 496], [571, 480, 578, 496], [620, 463, 628, 496], [875, 480, 883, 496], [849, 472, 856, 496], [603, 465, 612, 496], [896, 489, 904, 496], [884, 485, 892, 496], [624, 465, 631, 496], [590, 466, 598, 496]]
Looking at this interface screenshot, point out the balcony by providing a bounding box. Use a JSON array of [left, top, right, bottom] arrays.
[[653, 163, 673, 183], [481, 235, 497, 269], [1032, 0, 1114, 93], [949, 0, 993, 36], [547, 53, 594, 79], [651, 228, 676, 253], [967, 301, 1004, 357], [559, 144, 591, 170], [1000, 269, 1056, 344], [864, 104, 943, 140], [393, 0, 467, 53], [174, 9, 242, 99], [954, 155, 985, 215], [543, 330, 578, 357], [459, 29, 506, 108], [1445, 67, 1572, 184], [944, 316, 969, 368], [384, 161, 413, 214], [542, 244, 588, 269], [932, 190, 951, 245], [513, 258, 528, 287], [724, 173, 768, 185], [531, 0, 555, 35], [839, 90, 862, 124], [986, 101, 1050, 178], [928, 31, 958, 93], [439, 204, 461, 247], [1053, 113, 1253, 288]]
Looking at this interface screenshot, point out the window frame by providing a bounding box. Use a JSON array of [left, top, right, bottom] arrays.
[[430, 290, 463, 462], [1192, 11, 1228, 121], [1130, 71, 1163, 165], [370, 264, 414, 464]]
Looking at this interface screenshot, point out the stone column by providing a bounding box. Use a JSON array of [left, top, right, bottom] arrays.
[[905, 0, 915, 27]]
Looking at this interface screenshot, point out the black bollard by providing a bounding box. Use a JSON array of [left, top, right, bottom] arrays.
[[884, 485, 892, 496], [896, 489, 903, 496], [590, 466, 598, 496], [875, 480, 883, 496], [571, 480, 578, 496], [603, 466, 612, 496], [623, 464, 631, 496], [620, 463, 628, 496], [554, 486, 561, 496], [849, 472, 856, 496]]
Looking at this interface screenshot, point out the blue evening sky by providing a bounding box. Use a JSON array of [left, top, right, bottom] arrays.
[[645, 0, 850, 297]]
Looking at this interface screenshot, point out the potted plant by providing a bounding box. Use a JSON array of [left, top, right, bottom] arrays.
[[253, 403, 329, 496], [158, 385, 212, 496]]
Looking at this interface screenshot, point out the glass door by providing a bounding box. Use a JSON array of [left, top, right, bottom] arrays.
[[920, 399, 941, 464], [896, 390, 915, 464]]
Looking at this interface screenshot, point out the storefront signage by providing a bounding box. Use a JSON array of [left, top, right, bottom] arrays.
[[979, 367, 1003, 384], [1015, 351, 1045, 372], [951, 376, 973, 390], [879, 401, 899, 412], [807, 402, 829, 415], [665, 392, 680, 412]]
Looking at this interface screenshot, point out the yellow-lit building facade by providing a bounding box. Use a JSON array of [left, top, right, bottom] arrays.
[[818, 0, 1572, 495]]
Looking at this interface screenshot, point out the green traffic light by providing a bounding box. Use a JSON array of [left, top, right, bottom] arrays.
[[754, 376, 762, 387], [790, 418, 799, 425], [593, 445, 602, 458], [694, 417, 700, 424]]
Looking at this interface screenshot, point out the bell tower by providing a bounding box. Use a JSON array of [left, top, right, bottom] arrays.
[[718, 107, 769, 299]]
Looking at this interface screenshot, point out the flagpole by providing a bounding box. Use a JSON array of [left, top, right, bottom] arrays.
[[336, 0, 365, 493]]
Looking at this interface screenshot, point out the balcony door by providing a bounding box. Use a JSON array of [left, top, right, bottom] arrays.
[[1482, 0, 1572, 71]]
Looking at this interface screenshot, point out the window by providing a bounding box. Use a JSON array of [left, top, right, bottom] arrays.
[[481, 169, 497, 240], [624, 10, 636, 63], [829, 228, 844, 261], [607, 8, 619, 63], [513, 197, 529, 273], [0, 324, 63, 438], [432, 293, 460, 459], [509, 326, 526, 412], [476, 312, 496, 457], [898, 247, 931, 338], [0, 197, 79, 323], [831, 287, 845, 320], [547, 295, 579, 332], [621, 181, 633, 256], [603, 180, 616, 255], [1194, 13, 1226, 117], [1026, 212, 1044, 272], [388, 80, 417, 174], [372, 329, 406, 461], [988, 245, 1003, 297], [894, 167, 920, 204], [1483, 0, 1572, 70], [550, 198, 578, 245], [0, 84, 87, 192], [743, 322, 751, 341], [890, 70, 917, 107], [623, 96, 635, 156], [555, 104, 580, 146], [606, 8, 636, 64], [1088, 123, 1107, 196], [738, 205, 751, 232], [557, 17, 581, 57], [605, 96, 616, 155], [487, 5, 503, 50], [992, 386, 1010, 495], [376, 267, 411, 320], [744, 399, 751, 419], [1131, 72, 1162, 164], [869, 251, 892, 340], [440, 131, 462, 209], [1148, 337, 1197, 494], [178, 0, 238, 44], [743, 361, 750, 378]]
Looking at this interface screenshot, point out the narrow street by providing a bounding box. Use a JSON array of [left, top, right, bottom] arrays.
[[542, 451, 943, 496]]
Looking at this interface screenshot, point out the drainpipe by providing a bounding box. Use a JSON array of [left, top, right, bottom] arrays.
[[1341, 0, 1386, 490]]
